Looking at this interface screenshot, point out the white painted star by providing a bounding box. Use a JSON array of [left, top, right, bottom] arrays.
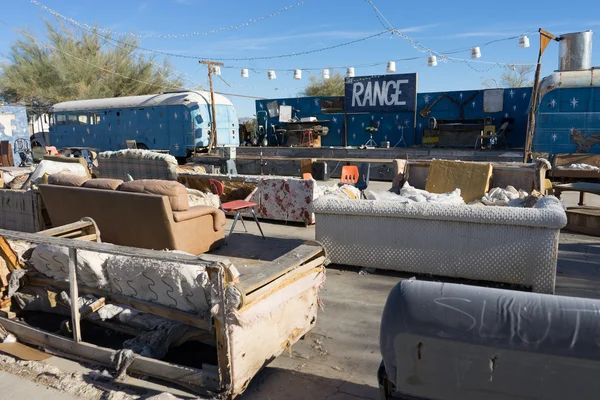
[[513, 105, 517, 111], [361, 122, 365, 128], [384, 135, 388, 141], [314, 98, 319, 106], [424, 95, 430, 104], [146, 112, 150, 119], [552, 133, 558, 141], [505, 113, 509, 118], [129, 121, 132, 126], [93, 134, 96, 139], [352, 133, 356, 139], [371, 115, 375, 120], [259, 103, 264, 109], [381, 116, 384, 120], [282, 101, 286, 106], [159, 123, 163, 129], [570, 97, 579, 108], [82, 137, 85, 144], [395, 115, 399, 120], [337, 129, 341, 134], [404, 119, 410, 126], [174, 143, 180, 151], [332, 116, 338, 123], [184, 112, 189, 120], [135, 129, 139, 135], [418, 123, 422, 129], [549, 99, 557, 108], [472, 102, 476, 108], [86, 128, 90, 134], [72, 127, 75, 132], [108, 125, 112, 131], [459, 93, 463, 99], [351, 116, 355, 122], [509, 89, 515, 98], [569, 127, 576, 134], [522, 92, 527, 99], [174, 112, 178, 119]]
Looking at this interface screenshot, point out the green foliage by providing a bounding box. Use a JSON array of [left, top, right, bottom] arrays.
[[301, 71, 345, 97], [0, 21, 184, 106]]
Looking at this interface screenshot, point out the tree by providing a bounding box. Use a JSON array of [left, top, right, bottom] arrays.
[[0, 21, 184, 106], [301, 71, 345, 97], [482, 65, 535, 88]]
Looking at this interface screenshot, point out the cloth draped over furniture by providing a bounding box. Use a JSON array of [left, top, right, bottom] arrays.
[[179, 173, 318, 225], [314, 196, 567, 293]]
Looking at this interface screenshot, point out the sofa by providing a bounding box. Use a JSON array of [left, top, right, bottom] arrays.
[[179, 173, 319, 225], [95, 149, 178, 181], [39, 175, 225, 254], [314, 196, 567, 293], [379, 280, 600, 399]]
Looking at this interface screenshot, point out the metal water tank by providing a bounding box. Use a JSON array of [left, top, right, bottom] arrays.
[[558, 31, 593, 71]]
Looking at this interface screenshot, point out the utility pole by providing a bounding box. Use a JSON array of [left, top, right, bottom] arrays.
[[199, 60, 224, 155], [523, 29, 559, 163]]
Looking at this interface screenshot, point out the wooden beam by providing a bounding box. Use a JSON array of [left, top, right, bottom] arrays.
[[27, 277, 211, 331], [0, 317, 221, 394], [237, 244, 323, 295], [0, 236, 20, 272], [68, 248, 81, 342], [242, 257, 325, 308]]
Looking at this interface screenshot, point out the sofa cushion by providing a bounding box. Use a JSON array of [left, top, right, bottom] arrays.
[[120, 179, 189, 211], [173, 206, 226, 230], [82, 178, 124, 190], [48, 173, 90, 187]]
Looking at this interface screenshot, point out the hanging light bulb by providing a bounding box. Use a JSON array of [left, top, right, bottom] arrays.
[[322, 69, 330, 79], [346, 67, 355, 78], [519, 35, 530, 48], [386, 61, 396, 73], [293, 69, 302, 80], [212, 66, 221, 76], [241, 68, 249, 78], [471, 47, 482, 59], [268, 70, 276, 80], [428, 55, 438, 67]]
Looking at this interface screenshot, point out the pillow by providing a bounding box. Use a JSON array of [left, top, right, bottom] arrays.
[[47, 173, 89, 187], [119, 179, 189, 211], [82, 178, 124, 190]]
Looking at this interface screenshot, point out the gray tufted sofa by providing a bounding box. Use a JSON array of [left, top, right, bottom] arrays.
[[314, 197, 567, 293]]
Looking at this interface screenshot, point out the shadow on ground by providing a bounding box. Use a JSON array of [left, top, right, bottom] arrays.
[[240, 367, 379, 400], [209, 233, 306, 262]]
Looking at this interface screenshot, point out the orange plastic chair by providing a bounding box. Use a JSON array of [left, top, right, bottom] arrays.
[[302, 172, 313, 180], [208, 178, 265, 242], [340, 165, 359, 185]]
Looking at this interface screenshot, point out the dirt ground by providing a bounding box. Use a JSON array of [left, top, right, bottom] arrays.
[[0, 186, 598, 400]]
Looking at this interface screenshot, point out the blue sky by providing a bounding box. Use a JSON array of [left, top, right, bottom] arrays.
[[1, 0, 600, 117]]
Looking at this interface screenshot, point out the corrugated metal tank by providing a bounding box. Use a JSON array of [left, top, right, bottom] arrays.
[[558, 31, 593, 71]]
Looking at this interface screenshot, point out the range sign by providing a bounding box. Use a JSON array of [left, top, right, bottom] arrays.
[[345, 73, 417, 113]]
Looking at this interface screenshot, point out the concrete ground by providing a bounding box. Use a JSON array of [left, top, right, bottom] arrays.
[[0, 184, 598, 400], [0, 370, 79, 399]]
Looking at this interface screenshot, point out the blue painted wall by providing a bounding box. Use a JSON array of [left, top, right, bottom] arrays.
[[0, 104, 31, 166], [533, 86, 600, 155], [256, 86, 532, 148], [415, 88, 531, 147]]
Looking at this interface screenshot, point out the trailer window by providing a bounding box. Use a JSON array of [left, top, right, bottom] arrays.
[[67, 114, 78, 125], [55, 114, 66, 125], [78, 114, 88, 125], [90, 113, 101, 125], [320, 97, 344, 114]]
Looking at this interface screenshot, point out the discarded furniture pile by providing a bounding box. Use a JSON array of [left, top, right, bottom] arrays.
[[0, 227, 326, 397]]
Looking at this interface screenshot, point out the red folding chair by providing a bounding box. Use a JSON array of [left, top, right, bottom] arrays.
[[208, 179, 265, 242]]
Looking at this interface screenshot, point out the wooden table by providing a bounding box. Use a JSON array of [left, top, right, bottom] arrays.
[[553, 182, 600, 206]]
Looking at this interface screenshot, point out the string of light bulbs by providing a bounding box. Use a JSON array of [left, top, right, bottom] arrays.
[[29, 0, 308, 39]]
